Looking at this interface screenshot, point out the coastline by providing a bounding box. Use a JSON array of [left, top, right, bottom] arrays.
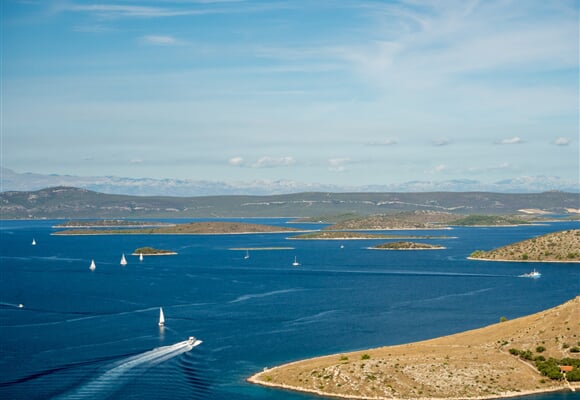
[[247, 375, 575, 400], [368, 246, 446, 250], [467, 256, 580, 264], [247, 297, 580, 400]]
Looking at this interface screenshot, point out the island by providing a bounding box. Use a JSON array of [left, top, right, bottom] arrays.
[[449, 215, 533, 226], [133, 247, 177, 256], [324, 211, 458, 231], [248, 296, 580, 399], [52, 221, 301, 235], [289, 231, 448, 240], [371, 241, 445, 250], [469, 229, 580, 262], [53, 220, 174, 228]]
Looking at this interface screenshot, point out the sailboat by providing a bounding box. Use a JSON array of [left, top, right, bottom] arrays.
[[139, 253, 144, 262], [292, 256, 300, 267], [32, 238, 36, 246], [158, 307, 165, 327], [244, 250, 250, 259], [120, 254, 127, 266], [89, 259, 96, 271]]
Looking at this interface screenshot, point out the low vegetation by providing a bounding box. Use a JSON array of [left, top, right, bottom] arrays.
[[289, 231, 444, 240], [249, 297, 580, 399], [450, 215, 532, 226], [133, 247, 176, 255], [469, 229, 580, 262], [53, 221, 299, 235], [324, 211, 458, 230], [373, 241, 444, 250]]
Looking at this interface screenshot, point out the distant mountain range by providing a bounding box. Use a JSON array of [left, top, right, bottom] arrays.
[[1, 186, 578, 219], [1, 168, 578, 196]]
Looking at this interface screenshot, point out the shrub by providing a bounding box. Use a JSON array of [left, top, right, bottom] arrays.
[[361, 354, 371, 360], [536, 346, 546, 353]]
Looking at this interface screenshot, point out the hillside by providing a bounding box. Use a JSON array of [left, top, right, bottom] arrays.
[[249, 297, 580, 399], [325, 211, 459, 230], [470, 229, 580, 262], [1, 187, 579, 219]]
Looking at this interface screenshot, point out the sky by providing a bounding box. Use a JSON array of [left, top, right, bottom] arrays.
[[1, 0, 579, 191]]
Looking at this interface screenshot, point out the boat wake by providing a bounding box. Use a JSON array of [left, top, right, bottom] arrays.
[[57, 339, 202, 399]]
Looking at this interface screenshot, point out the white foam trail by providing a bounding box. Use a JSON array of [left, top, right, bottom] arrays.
[[58, 340, 201, 399], [229, 288, 303, 303]]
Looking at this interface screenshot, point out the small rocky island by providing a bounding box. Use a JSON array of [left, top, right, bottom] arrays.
[[469, 229, 580, 262], [133, 247, 177, 256], [372, 241, 445, 250]]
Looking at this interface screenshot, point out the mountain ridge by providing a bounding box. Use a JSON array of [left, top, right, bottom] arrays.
[[2, 186, 578, 219]]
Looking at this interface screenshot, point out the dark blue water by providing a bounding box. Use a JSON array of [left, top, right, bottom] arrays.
[[1, 219, 579, 400]]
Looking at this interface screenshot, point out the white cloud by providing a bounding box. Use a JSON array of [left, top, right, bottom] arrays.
[[426, 164, 446, 174], [228, 156, 244, 166], [553, 137, 572, 146], [129, 158, 144, 164], [141, 35, 180, 45], [252, 156, 295, 168], [328, 158, 350, 172], [496, 137, 524, 145]]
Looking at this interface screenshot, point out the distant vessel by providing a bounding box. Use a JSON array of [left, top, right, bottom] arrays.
[[158, 307, 165, 326], [244, 250, 250, 259], [32, 238, 36, 246], [520, 269, 541, 278], [292, 256, 300, 266], [139, 253, 144, 262], [120, 254, 127, 266], [89, 259, 96, 271]]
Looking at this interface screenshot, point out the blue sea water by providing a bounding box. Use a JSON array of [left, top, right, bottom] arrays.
[[0, 219, 579, 400]]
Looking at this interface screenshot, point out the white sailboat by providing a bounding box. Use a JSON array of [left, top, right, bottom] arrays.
[[292, 256, 300, 266], [89, 259, 96, 271], [32, 238, 36, 246], [158, 307, 165, 326], [139, 253, 144, 262], [120, 253, 127, 266], [244, 250, 250, 259]]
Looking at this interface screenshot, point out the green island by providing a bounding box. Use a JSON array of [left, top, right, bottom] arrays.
[[289, 231, 448, 240], [449, 215, 533, 226], [371, 241, 445, 250], [248, 297, 580, 399], [53, 220, 174, 228], [469, 229, 580, 262], [52, 221, 300, 235], [323, 211, 459, 231], [133, 247, 177, 256]]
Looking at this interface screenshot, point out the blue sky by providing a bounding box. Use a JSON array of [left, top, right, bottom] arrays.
[[1, 0, 578, 191]]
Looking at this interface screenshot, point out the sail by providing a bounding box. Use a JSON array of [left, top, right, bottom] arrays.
[[158, 307, 165, 326], [32, 239, 36, 246], [120, 254, 127, 266], [139, 253, 144, 262], [90, 259, 96, 271]]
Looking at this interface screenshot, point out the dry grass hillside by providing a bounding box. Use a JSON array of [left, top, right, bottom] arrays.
[[326, 211, 458, 230], [470, 229, 580, 262], [249, 297, 580, 399]]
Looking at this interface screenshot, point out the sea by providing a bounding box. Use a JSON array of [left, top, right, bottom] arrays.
[[0, 218, 579, 400]]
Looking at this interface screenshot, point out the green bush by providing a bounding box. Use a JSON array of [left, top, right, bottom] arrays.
[[361, 354, 371, 360], [536, 346, 546, 353]]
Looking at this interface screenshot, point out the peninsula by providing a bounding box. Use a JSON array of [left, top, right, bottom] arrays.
[[469, 229, 580, 263], [248, 297, 580, 399], [52, 221, 300, 235], [324, 211, 458, 231]]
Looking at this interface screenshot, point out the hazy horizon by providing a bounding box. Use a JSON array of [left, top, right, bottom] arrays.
[[2, 1, 578, 191]]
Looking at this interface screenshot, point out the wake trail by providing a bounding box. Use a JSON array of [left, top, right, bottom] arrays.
[[57, 339, 202, 400]]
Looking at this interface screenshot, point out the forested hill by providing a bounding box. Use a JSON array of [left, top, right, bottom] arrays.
[[1, 186, 578, 219]]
